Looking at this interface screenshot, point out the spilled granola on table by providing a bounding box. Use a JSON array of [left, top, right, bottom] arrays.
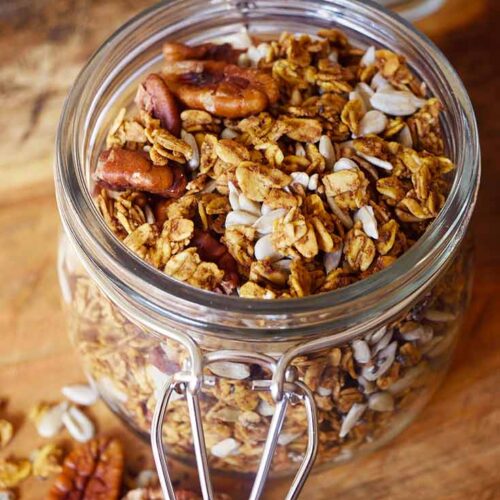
[[94, 30, 454, 298], [61, 29, 472, 476]]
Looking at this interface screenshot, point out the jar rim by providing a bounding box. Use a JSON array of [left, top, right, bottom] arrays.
[[55, 0, 480, 339]]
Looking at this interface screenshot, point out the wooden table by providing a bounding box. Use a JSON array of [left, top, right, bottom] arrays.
[[0, 0, 498, 498]]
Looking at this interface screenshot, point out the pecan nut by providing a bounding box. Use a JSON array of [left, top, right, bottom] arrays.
[[163, 41, 242, 64], [191, 230, 239, 292], [162, 60, 279, 118], [135, 73, 181, 136], [94, 148, 186, 198], [48, 437, 124, 500]]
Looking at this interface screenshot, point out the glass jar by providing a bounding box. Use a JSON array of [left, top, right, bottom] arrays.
[[375, 0, 444, 21], [54, 0, 480, 497]]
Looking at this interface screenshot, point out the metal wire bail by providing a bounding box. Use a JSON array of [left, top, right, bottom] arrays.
[[151, 349, 319, 500]]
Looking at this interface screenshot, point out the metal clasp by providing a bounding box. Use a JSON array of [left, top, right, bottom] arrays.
[[151, 349, 318, 500]]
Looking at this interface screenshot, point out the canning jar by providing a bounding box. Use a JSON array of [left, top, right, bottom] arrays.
[[376, 0, 444, 21], [54, 0, 480, 498]]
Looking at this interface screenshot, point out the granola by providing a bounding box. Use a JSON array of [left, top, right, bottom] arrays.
[[93, 30, 454, 298], [57, 27, 471, 479], [62, 237, 471, 474]]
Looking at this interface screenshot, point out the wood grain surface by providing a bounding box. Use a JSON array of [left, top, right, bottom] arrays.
[[0, 1, 498, 498]]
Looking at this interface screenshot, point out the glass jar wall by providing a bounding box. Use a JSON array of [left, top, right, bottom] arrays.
[[376, 0, 444, 21], [58, 235, 473, 475], [54, 0, 480, 491]]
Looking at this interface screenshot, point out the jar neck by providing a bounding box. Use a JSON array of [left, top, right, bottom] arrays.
[[55, 0, 480, 342]]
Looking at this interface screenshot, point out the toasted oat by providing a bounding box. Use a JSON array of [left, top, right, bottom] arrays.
[[31, 444, 63, 479], [0, 421, 13, 449], [0, 459, 31, 489]]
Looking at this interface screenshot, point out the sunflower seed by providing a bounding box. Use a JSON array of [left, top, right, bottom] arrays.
[[372, 329, 393, 355], [257, 400, 275, 417], [397, 124, 413, 147], [368, 392, 394, 412], [371, 88, 426, 116], [349, 90, 367, 115], [271, 260, 291, 274], [208, 362, 250, 380], [146, 365, 180, 401], [291, 171, 309, 188], [354, 205, 379, 239], [144, 205, 155, 224], [209, 407, 241, 422], [135, 469, 157, 488], [96, 376, 128, 403], [352, 339, 371, 364], [62, 406, 95, 443], [333, 157, 358, 172], [357, 376, 377, 395], [201, 179, 217, 193], [328, 50, 339, 63], [400, 324, 434, 343], [228, 182, 240, 211], [278, 432, 302, 446], [339, 403, 366, 438], [238, 193, 261, 215], [424, 310, 457, 322], [61, 385, 98, 406], [388, 363, 427, 394], [290, 88, 302, 105], [354, 82, 374, 111], [211, 438, 241, 458], [261, 203, 272, 215], [180, 130, 199, 170], [225, 210, 259, 227], [366, 325, 387, 345], [317, 386, 333, 397], [295, 143, 306, 157], [323, 247, 343, 274], [360, 45, 376, 67], [357, 152, 393, 171], [255, 234, 283, 261], [253, 208, 287, 234], [247, 42, 270, 66], [371, 72, 392, 91], [221, 127, 239, 140], [319, 135, 336, 169], [358, 110, 388, 136], [308, 173, 319, 191], [362, 341, 397, 381], [326, 195, 354, 228], [36, 402, 68, 438]]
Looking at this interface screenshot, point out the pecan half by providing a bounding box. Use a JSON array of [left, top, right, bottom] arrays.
[[94, 148, 186, 198], [135, 73, 181, 136], [191, 230, 239, 292], [162, 60, 279, 118], [163, 42, 242, 64], [166, 165, 188, 199], [48, 437, 124, 500]]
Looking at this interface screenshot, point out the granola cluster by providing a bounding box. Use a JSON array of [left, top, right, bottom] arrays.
[[95, 30, 455, 298]]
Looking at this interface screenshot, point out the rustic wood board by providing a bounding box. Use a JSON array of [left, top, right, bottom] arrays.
[[0, 1, 498, 498]]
